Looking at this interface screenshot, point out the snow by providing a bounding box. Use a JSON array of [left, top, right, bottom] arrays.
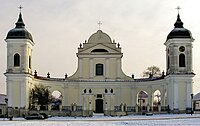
[[1, 114, 200, 126]]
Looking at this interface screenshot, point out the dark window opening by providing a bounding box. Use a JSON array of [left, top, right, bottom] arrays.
[[167, 56, 170, 70], [14, 53, 20, 67], [89, 89, 92, 94], [96, 64, 103, 76], [179, 54, 185, 67], [29, 56, 31, 69], [91, 49, 108, 53], [97, 94, 102, 98]]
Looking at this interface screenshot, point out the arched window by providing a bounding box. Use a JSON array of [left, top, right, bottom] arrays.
[[179, 54, 185, 67], [14, 53, 20, 67], [29, 56, 31, 69], [96, 64, 103, 76]]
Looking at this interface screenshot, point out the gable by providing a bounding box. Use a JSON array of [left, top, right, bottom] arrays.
[[78, 43, 121, 54]]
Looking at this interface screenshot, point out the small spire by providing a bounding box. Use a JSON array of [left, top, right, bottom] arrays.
[[174, 14, 184, 28], [79, 43, 82, 48], [47, 72, 50, 78], [65, 73, 68, 79], [15, 12, 25, 28], [174, 6, 183, 28], [34, 70, 37, 77], [117, 43, 120, 48]]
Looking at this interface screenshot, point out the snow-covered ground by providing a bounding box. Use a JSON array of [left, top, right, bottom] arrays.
[[1, 114, 200, 126]]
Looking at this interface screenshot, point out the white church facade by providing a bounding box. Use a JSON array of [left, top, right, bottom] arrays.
[[4, 11, 195, 116]]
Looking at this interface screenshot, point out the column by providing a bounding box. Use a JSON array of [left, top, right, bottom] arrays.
[[7, 80, 12, 107], [116, 58, 121, 78], [174, 82, 178, 109], [89, 58, 93, 78], [78, 88, 82, 106], [131, 87, 136, 107], [148, 86, 152, 109], [20, 81, 25, 108], [89, 95, 92, 111], [161, 86, 165, 107], [63, 83, 68, 106], [105, 95, 108, 110], [79, 58, 82, 78], [166, 82, 170, 107], [106, 58, 109, 78], [186, 81, 192, 108], [83, 95, 86, 111], [110, 95, 114, 111], [8, 47, 12, 69], [116, 88, 121, 105], [24, 44, 28, 72]]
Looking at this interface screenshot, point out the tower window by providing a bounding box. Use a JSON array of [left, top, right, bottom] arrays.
[[29, 56, 31, 69], [167, 56, 170, 70], [96, 64, 103, 76], [179, 54, 185, 67], [14, 53, 20, 67]]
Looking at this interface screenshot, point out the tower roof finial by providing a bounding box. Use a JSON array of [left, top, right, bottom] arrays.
[[98, 21, 102, 30], [18, 5, 23, 13], [174, 6, 183, 28], [175, 6, 181, 14]]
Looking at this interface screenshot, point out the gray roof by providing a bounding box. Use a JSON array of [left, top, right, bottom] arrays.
[[193, 92, 200, 100], [6, 12, 33, 42]]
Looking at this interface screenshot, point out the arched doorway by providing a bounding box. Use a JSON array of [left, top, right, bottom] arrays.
[[51, 90, 62, 110], [153, 90, 161, 111], [137, 91, 148, 112], [95, 99, 103, 113]]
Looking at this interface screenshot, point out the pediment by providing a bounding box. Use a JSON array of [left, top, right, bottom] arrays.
[[78, 43, 121, 54]]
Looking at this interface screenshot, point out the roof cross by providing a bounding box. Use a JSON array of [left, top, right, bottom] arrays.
[[175, 6, 181, 14], [18, 5, 23, 12], [98, 21, 102, 30]]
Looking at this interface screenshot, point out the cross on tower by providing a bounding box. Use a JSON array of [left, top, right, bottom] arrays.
[[175, 6, 181, 14], [18, 5, 23, 12], [98, 21, 102, 30]]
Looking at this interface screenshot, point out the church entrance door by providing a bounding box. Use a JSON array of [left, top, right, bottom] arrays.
[[95, 99, 103, 113]]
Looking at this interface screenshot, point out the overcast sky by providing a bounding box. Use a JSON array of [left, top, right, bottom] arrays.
[[0, 0, 199, 94]]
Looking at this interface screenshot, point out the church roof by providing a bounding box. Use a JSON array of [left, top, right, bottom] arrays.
[[6, 12, 33, 42], [167, 14, 192, 41], [88, 30, 112, 44], [193, 92, 200, 101]]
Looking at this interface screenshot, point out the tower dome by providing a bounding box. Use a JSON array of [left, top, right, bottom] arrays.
[[6, 12, 33, 42], [167, 14, 192, 41], [88, 30, 112, 44]]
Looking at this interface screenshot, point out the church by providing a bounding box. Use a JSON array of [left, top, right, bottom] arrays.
[[4, 9, 195, 116]]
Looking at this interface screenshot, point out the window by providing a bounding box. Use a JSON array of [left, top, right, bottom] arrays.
[[14, 53, 20, 67], [179, 54, 185, 67], [29, 56, 31, 69], [96, 64, 103, 76], [91, 49, 108, 53], [167, 56, 170, 70]]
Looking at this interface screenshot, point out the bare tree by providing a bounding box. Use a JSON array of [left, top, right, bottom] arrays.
[[143, 66, 161, 78]]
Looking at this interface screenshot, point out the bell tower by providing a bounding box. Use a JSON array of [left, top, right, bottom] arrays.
[[164, 10, 195, 113], [5, 12, 34, 74], [165, 14, 194, 75], [4, 8, 34, 109]]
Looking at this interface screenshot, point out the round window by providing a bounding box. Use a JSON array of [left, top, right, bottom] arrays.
[[179, 46, 185, 52]]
